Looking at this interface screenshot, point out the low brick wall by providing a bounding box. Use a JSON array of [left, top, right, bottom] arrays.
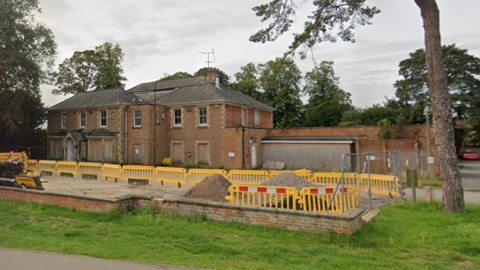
[[0, 186, 152, 212], [0, 186, 373, 234], [156, 198, 368, 234]]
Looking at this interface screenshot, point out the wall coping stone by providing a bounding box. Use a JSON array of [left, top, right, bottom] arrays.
[[0, 186, 153, 203]]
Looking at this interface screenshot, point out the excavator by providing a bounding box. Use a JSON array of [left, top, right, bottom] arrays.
[[0, 152, 44, 190]]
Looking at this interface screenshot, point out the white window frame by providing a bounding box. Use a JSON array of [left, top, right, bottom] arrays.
[[61, 113, 66, 129], [80, 112, 86, 128], [174, 109, 182, 127], [111, 110, 115, 119], [100, 110, 107, 127], [254, 112, 260, 126], [198, 107, 207, 126], [134, 109, 142, 127]]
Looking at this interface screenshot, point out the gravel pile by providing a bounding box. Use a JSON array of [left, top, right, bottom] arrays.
[[259, 172, 317, 191], [182, 174, 231, 202]]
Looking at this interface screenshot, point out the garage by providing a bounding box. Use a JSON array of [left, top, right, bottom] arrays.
[[261, 137, 355, 171]]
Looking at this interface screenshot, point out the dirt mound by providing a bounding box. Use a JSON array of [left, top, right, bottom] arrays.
[[260, 172, 316, 191], [183, 174, 231, 202]]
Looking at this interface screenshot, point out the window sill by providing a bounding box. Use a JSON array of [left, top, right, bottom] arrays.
[[133, 126, 142, 129], [173, 125, 183, 128], [197, 125, 208, 128]]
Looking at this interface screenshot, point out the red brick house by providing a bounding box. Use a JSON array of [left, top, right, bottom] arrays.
[[47, 71, 274, 168]]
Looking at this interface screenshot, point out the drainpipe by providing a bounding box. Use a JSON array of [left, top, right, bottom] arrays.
[[153, 81, 156, 166], [124, 109, 128, 164], [242, 127, 245, 169]]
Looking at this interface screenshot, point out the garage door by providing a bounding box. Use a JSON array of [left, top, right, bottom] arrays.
[[262, 143, 351, 170]]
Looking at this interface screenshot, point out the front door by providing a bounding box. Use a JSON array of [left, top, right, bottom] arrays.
[[133, 144, 142, 164], [66, 138, 75, 161]]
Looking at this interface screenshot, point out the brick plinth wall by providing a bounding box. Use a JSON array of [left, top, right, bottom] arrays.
[[0, 187, 374, 234], [156, 198, 368, 234], [0, 186, 152, 212]]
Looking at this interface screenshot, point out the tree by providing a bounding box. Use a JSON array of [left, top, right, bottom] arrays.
[[51, 50, 96, 95], [339, 105, 399, 126], [414, 0, 464, 212], [231, 63, 261, 100], [395, 44, 480, 119], [251, 0, 465, 212], [304, 61, 353, 126], [257, 58, 304, 128], [52, 42, 126, 95], [94, 42, 127, 90], [159, 72, 193, 81], [194, 67, 230, 85], [0, 0, 56, 147]]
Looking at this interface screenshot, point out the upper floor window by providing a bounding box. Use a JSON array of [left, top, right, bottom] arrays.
[[254, 112, 260, 126], [198, 107, 207, 126], [100, 110, 107, 127], [134, 109, 142, 127], [61, 114, 66, 129], [111, 110, 115, 119], [80, 112, 86, 128], [174, 109, 182, 127]]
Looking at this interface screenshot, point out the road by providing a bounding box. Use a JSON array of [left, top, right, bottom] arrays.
[[0, 248, 208, 270], [403, 160, 480, 204]]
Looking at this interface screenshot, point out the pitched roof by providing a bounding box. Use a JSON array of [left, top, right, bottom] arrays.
[[127, 76, 207, 93], [127, 75, 274, 111], [48, 88, 146, 111], [155, 83, 274, 111]]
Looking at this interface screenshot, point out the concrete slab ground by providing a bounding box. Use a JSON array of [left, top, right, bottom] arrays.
[[39, 174, 191, 200], [0, 248, 208, 270]]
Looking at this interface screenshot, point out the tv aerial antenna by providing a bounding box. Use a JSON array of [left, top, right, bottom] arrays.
[[198, 48, 216, 67]]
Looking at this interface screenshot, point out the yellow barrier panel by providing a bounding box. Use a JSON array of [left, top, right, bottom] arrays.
[[122, 165, 155, 182], [359, 174, 400, 197], [187, 169, 226, 186], [156, 167, 186, 187], [298, 187, 359, 214], [57, 161, 78, 176], [78, 162, 103, 179], [228, 170, 269, 186], [38, 160, 57, 175], [226, 185, 299, 209], [25, 160, 38, 172], [0, 152, 28, 163], [268, 170, 312, 181], [103, 164, 122, 181], [311, 172, 359, 188]]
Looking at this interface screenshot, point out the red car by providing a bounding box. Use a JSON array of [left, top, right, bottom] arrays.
[[462, 150, 479, 160]]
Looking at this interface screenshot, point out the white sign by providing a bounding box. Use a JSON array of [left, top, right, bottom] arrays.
[[228, 151, 235, 157], [428, 157, 435, 164], [135, 149, 139, 154], [368, 155, 376, 161]]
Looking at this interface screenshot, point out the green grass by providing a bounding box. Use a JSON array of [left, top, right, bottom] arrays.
[[1, 201, 479, 270]]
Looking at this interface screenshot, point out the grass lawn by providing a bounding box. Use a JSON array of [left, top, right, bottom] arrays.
[[0, 200, 479, 270]]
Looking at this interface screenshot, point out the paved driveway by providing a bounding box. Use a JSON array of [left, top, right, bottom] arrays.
[[0, 248, 208, 270], [403, 160, 480, 204]]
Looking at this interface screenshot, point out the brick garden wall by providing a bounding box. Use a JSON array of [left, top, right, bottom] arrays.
[[155, 198, 368, 234], [0, 187, 152, 212], [0, 187, 372, 234]]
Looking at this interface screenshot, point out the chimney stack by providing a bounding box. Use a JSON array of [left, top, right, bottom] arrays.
[[206, 68, 216, 83]]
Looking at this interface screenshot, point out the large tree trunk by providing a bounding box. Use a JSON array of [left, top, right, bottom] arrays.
[[414, 0, 464, 212]]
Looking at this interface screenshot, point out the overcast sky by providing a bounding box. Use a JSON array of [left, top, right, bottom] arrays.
[[36, 0, 480, 108]]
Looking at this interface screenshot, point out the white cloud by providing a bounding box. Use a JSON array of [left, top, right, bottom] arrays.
[[36, 0, 480, 108]]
